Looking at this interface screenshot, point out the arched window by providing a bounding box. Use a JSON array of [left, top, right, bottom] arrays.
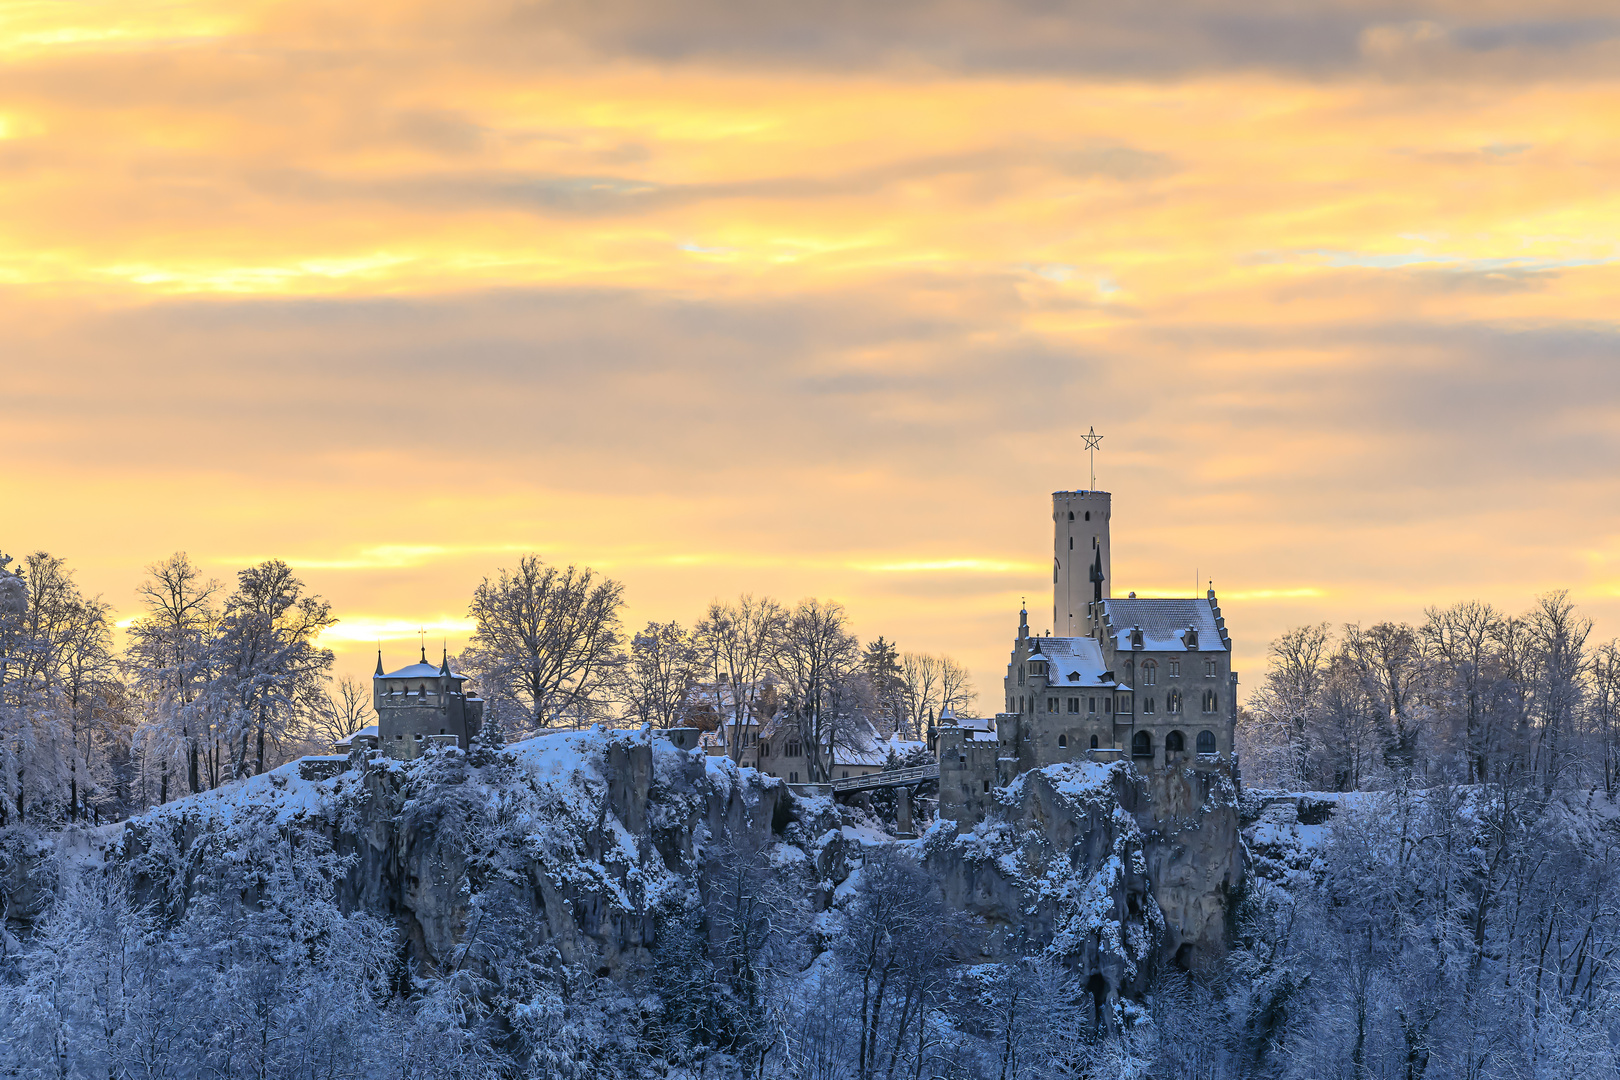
[[1165, 730, 1185, 753], [1142, 697, 1155, 715], [759, 741, 770, 758], [787, 740, 801, 757], [1197, 730, 1217, 754], [1068, 511, 1074, 520], [1142, 660, 1157, 686], [1085, 511, 1091, 521], [1069, 537, 1074, 549], [1132, 730, 1152, 757], [1167, 690, 1182, 714], [1058, 734, 1067, 748], [1202, 690, 1218, 714], [1090, 735, 1099, 749]]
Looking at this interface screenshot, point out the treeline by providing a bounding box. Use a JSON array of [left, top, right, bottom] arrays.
[[0, 549, 974, 824], [1239, 592, 1620, 795]]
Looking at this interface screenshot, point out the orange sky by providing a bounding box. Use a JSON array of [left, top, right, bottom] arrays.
[[5, 1, 1620, 702]]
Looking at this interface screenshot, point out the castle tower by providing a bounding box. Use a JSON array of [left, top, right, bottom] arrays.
[[1053, 490, 1111, 636]]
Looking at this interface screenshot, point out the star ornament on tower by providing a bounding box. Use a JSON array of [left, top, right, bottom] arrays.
[[1082, 426, 1104, 489]]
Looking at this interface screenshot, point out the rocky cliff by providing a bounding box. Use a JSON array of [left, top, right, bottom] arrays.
[[99, 730, 1241, 997]]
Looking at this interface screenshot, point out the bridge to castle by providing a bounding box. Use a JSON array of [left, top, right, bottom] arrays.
[[826, 762, 939, 794]]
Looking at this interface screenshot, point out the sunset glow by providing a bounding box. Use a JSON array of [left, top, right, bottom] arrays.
[[8, 1, 1620, 694]]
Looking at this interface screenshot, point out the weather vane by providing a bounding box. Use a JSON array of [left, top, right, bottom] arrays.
[[1082, 426, 1104, 489]]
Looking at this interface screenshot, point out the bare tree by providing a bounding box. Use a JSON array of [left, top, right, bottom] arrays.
[[125, 553, 220, 797], [696, 595, 784, 761], [897, 653, 941, 743], [1524, 590, 1591, 795], [209, 560, 336, 778], [1422, 602, 1504, 783], [939, 655, 977, 716], [462, 556, 626, 732], [303, 675, 374, 750], [625, 620, 699, 727], [774, 598, 862, 783], [1342, 622, 1429, 775]]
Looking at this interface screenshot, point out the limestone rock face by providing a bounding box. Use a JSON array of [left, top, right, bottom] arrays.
[[117, 729, 785, 976], [922, 759, 1242, 1003]]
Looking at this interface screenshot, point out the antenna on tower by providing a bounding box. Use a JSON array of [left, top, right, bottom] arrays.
[[1081, 426, 1104, 489]]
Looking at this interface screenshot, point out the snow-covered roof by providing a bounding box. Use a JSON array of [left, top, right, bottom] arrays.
[[333, 724, 378, 747], [1027, 635, 1119, 687], [380, 661, 468, 681], [1099, 597, 1226, 652]]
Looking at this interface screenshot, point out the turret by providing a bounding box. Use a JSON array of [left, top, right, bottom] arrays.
[[1053, 489, 1111, 637]]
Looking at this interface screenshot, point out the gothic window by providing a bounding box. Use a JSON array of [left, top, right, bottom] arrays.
[[1058, 734, 1067, 748], [1167, 690, 1182, 714], [1132, 731, 1152, 757], [1142, 660, 1157, 686], [1018, 664, 1025, 685], [1202, 690, 1218, 714], [1142, 697, 1155, 715], [1090, 735, 1099, 748], [1165, 730, 1185, 753], [1197, 730, 1217, 754]]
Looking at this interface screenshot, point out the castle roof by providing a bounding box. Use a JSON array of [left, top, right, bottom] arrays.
[[1099, 596, 1227, 652], [379, 661, 468, 681], [1026, 635, 1122, 687]]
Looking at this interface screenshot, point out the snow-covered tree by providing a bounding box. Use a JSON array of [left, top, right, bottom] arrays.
[[461, 555, 625, 733]]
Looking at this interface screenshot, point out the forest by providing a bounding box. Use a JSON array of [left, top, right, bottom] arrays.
[[2, 547, 1619, 1079]]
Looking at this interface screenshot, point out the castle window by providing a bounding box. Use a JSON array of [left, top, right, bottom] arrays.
[[1047, 696, 1059, 712], [1085, 511, 1091, 521], [1142, 697, 1155, 715], [1090, 735, 1099, 748], [1197, 730, 1217, 754], [790, 771, 799, 783], [1088, 696, 1096, 713], [760, 741, 770, 757], [1205, 660, 1218, 677], [1132, 731, 1152, 757], [440, 728, 445, 735], [983, 780, 992, 793], [1068, 511, 1074, 520], [788, 741, 802, 757], [1058, 734, 1067, 748], [1165, 730, 1185, 753], [1168, 690, 1182, 714], [1104, 697, 1112, 714], [1116, 694, 1130, 715], [1169, 660, 1180, 678], [1018, 664, 1025, 686], [842, 771, 849, 779], [1067, 697, 1080, 713], [1142, 661, 1157, 686], [1202, 690, 1218, 714], [1069, 537, 1074, 549]]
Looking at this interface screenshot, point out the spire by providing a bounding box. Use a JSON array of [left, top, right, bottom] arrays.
[[1091, 545, 1104, 602], [374, 649, 384, 677], [439, 644, 451, 677], [420, 642, 427, 664]]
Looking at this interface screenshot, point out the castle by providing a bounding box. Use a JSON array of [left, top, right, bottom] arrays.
[[347, 647, 486, 760], [939, 489, 1239, 826]]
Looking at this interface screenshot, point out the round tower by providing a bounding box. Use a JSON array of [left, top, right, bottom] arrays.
[[1053, 490, 1111, 636]]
